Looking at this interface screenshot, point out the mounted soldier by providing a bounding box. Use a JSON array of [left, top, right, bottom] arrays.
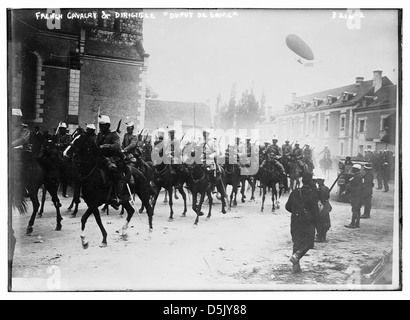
[[53, 122, 72, 197], [97, 115, 124, 209], [261, 138, 285, 174], [11, 108, 31, 198], [303, 144, 315, 174], [318, 144, 331, 160], [202, 128, 220, 179], [292, 142, 305, 172], [122, 121, 139, 166], [166, 127, 180, 177], [282, 139, 293, 158]]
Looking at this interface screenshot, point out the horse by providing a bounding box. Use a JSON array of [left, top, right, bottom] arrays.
[[289, 156, 305, 191], [223, 161, 242, 207], [64, 133, 154, 249], [151, 163, 188, 222], [258, 160, 282, 213], [319, 156, 332, 180], [187, 164, 228, 225], [21, 139, 64, 235]]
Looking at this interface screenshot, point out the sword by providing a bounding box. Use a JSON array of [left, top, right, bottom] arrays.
[[126, 183, 144, 223]]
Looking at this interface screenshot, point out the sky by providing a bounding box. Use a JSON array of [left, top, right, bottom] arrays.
[[143, 9, 399, 114]]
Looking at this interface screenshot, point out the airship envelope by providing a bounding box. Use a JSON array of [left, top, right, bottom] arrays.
[[285, 34, 315, 61]]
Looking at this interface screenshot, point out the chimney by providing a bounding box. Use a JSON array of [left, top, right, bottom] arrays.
[[292, 93, 297, 102], [373, 70, 383, 93], [355, 77, 364, 86]]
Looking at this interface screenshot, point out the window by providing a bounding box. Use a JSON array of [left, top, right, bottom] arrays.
[[381, 116, 389, 131], [359, 119, 366, 133], [299, 119, 304, 137], [311, 118, 316, 133], [340, 115, 346, 132], [359, 145, 364, 155], [324, 117, 330, 132], [340, 142, 345, 156]]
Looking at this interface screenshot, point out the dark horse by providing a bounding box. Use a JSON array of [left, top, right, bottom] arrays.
[[20, 139, 64, 235], [223, 161, 242, 208], [187, 164, 228, 225], [150, 162, 188, 222], [64, 133, 154, 248], [257, 160, 283, 213]]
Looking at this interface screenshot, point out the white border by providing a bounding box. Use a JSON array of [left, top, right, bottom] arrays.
[[1, 0, 407, 300]]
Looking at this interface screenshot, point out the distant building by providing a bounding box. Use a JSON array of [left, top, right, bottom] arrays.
[[257, 71, 397, 156], [145, 99, 213, 136], [8, 9, 149, 132]]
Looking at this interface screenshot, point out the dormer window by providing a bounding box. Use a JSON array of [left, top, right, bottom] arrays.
[[342, 91, 357, 103], [313, 98, 324, 107], [327, 95, 338, 105]]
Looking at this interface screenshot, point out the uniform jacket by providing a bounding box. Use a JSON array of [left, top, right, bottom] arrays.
[[97, 130, 121, 156], [122, 132, 138, 154], [318, 185, 330, 204], [12, 124, 31, 149], [303, 148, 313, 159], [55, 133, 72, 149], [286, 184, 320, 221], [293, 147, 303, 159], [362, 171, 375, 197], [282, 144, 293, 156], [346, 173, 363, 200]]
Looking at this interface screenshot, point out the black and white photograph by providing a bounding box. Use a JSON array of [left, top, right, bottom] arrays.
[[5, 4, 403, 295]]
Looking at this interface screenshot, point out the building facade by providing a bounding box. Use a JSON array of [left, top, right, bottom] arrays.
[[8, 9, 149, 133], [258, 71, 397, 157]]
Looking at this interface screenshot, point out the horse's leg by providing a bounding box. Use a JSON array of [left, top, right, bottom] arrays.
[[120, 201, 135, 238], [206, 190, 213, 220], [47, 181, 63, 231], [241, 179, 247, 203], [178, 186, 188, 217], [174, 187, 179, 200], [80, 208, 93, 249], [217, 181, 227, 214], [168, 187, 174, 222], [250, 178, 256, 200], [192, 191, 200, 225], [229, 186, 234, 207], [271, 184, 277, 213], [38, 185, 46, 217], [27, 189, 40, 235], [93, 208, 108, 248], [163, 190, 168, 204], [261, 185, 266, 213]]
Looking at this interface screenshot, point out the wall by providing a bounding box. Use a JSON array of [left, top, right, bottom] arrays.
[[79, 58, 143, 129]]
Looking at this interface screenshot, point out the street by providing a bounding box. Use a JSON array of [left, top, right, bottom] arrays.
[[11, 176, 396, 291]]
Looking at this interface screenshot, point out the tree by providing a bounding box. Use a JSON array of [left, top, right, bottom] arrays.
[[215, 84, 263, 130], [145, 85, 159, 99]]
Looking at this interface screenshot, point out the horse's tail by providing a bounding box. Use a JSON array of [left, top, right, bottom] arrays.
[[12, 196, 28, 215], [130, 166, 157, 196]]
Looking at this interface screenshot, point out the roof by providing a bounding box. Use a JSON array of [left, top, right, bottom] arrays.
[[145, 99, 213, 130], [279, 76, 393, 115], [358, 84, 397, 110]]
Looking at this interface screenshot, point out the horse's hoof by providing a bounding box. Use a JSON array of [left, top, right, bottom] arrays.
[[99, 242, 108, 248], [149, 228, 153, 233], [205, 216, 211, 221], [181, 213, 186, 218], [233, 201, 237, 206], [56, 225, 62, 231], [70, 214, 76, 219], [38, 214, 43, 218], [26, 227, 33, 235], [81, 237, 89, 250], [241, 199, 246, 203], [168, 218, 174, 222], [222, 210, 227, 214], [198, 212, 205, 217]]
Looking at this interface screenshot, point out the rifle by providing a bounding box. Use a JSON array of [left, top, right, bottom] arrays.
[[116, 119, 122, 134], [329, 173, 343, 193]]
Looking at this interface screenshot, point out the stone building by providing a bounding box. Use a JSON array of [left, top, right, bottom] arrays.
[[8, 9, 149, 133], [257, 71, 397, 156]]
